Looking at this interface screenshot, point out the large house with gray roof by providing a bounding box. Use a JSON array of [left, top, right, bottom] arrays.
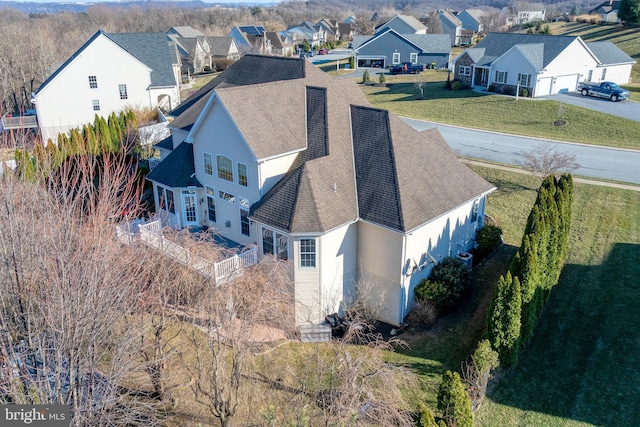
[[353, 28, 451, 69], [454, 32, 635, 97], [33, 30, 181, 142], [146, 55, 494, 326]]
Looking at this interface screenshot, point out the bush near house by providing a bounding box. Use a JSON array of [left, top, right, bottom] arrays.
[[213, 58, 235, 72], [415, 257, 471, 312], [437, 370, 474, 427], [475, 225, 503, 260]]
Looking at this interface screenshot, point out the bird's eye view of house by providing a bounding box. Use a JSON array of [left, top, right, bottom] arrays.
[[32, 30, 181, 143], [146, 55, 495, 327], [454, 32, 635, 97]]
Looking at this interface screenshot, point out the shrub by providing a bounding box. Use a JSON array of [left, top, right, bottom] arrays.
[[378, 72, 386, 85], [486, 272, 522, 367], [416, 402, 439, 427], [519, 88, 529, 97], [462, 339, 499, 411], [451, 81, 462, 90], [437, 371, 473, 427], [362, 69, 370, 84], [488, 84, 496, 92], [476, 225, 503, 259], [415, 257, 470, 311], [203, 65, 212, 72], [503, 86, 516, 96], [407, 300, 438, 328], [349, 56, 355, 69]]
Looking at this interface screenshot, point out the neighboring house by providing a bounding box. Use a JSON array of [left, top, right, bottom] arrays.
[[438, 10, 464, 46], [316, 19, 339, 42], [227, 26, 254, 54], [170, 36, 211, 74], [338, 22, 355, 42], [375, 14, 427, 34], [147, 55, 494, 327], [284, 21, 326, 48], [515, 2, 546, 24], [589, 0, 622, 23], [457, 8, 485, 33], [454, 32, 635, 97], [33, 30, 180, 142], [353, 28, 451, 69], [239, 25, 271, 55], [265, 32, 294, 57], [208, 37, 241, 61]]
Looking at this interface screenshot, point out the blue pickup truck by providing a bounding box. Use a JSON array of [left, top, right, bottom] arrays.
[[390, 62, 425, 75], [576, 81, 630, 102]]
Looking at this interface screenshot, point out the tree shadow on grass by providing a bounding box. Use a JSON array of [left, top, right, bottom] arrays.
[[485, 242, 640, 427]]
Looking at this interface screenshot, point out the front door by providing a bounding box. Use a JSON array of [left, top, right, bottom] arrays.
[[181, 190, 199, 227]]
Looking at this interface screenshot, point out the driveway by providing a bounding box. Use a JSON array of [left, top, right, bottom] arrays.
[[540, 92, 640, 122]]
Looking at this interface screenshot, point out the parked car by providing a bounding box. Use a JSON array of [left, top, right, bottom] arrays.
[[389, 62, 425, 75], [318, 48, 329, 55], [576, 81, 629, 102]]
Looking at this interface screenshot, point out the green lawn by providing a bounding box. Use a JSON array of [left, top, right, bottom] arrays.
[[360, 77, 640, 150], [382, 167, 640, 426]]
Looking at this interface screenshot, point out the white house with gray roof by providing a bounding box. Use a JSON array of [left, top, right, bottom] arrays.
[[146, 55, 494, 327], [33, 30, 180, 142], [375, 14, 427, 34], [454, 32, 635, 97]]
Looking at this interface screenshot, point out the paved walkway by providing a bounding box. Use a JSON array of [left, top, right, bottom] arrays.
[[462, 159, 640, 192]]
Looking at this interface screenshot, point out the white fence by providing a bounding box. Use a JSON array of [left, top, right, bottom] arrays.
[[123, 219, 257, 284]]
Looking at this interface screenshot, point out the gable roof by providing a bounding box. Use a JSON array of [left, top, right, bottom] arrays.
[[587, 41, 635, 65], [35, 30, 177, 95], [589, 0, 622, 14], [518, 2, 545, 12], [207, 36, 236, 56], [265, 32, 288, 49], [376, 14, 427, 33], [106, 32, 178, 88], [472, 32, 579, 68], [168, 26, 204, 38], [227, 26, 253, 52], [146, 141, 200, 188], [169, 55, 307, 130], [439, 10, 462, 27], [355, 29, 451, 54], [166, 55, 494, 234]]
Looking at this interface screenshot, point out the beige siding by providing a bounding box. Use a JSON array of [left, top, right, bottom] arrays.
[[357, 221, 404, 325], [319, 222, 358, 318]]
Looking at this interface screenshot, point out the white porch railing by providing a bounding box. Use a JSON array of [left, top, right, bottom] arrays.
[[1, 115, 38, 130], [124, 219, 257, 284]]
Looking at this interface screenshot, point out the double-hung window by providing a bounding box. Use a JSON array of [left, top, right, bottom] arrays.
[[119, 84, 128, 100], [206, 186, 216, 222], [217, 155, 233, 182], [392, 52, 400, 65], [240, 209, 250, 236], [238, 163, 248, 187], [459, 66, 471, 76], [203, 153, 213, 176], [518, 73, 531, 86], [495, 70, 508, 84], [601, 68, 607, 80], [92, 100, 100, 111], [262, 227, 288, 260], [88, 75, 97, 89], [410, 53, 418, 64], [157, 185, 175, 214], [300, 238, 316, 268]]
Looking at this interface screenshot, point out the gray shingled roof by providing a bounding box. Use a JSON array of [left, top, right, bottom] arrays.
[[146, 141, 201, 188], [168, 26, 205, 38], [587, 41, 635, 65], [403, 34, 452, 53], [516, 43, 545, 69], [154, 135, 174, 151], [169, 55, 493, 234], [106, 32, 178, 88], [208, 36, 235, 56], [474, 33, 578, 69]]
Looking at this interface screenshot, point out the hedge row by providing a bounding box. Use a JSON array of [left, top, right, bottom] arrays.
[[487, 174, 574, 366], [15, 111, 137, 181]]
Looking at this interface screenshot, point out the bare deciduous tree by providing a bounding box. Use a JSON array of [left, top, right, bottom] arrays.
[[518, 141, 579, 181]]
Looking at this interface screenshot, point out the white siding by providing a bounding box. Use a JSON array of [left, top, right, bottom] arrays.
[[544, 39, 598, 93], [149, 86, 179, 113], [596, 64, 634, 85], [170, 128, 189, 147], [402, 196, 486, 320], [491, 49, 537, 88], [357, 221, 404, 325], [294, 237, 322, 325], [35, 34, 152, 142], [318, 222, 358, 319]]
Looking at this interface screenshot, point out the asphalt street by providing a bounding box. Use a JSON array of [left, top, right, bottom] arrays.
[[402, 117, 640, 185]]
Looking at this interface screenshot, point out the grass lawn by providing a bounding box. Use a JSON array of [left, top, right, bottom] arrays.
[[360, 76, 640, 150], [473, 170, 640, 427]]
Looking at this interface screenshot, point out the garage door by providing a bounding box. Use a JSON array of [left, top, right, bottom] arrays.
[[552, 74, 579, 94], [535, 77, 553, 97]]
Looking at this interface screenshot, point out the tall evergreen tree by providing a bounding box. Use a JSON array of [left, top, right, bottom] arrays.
[[487, 272, 522, 366], [619, 0, 640, 24], [437, 371, 473, 427]]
